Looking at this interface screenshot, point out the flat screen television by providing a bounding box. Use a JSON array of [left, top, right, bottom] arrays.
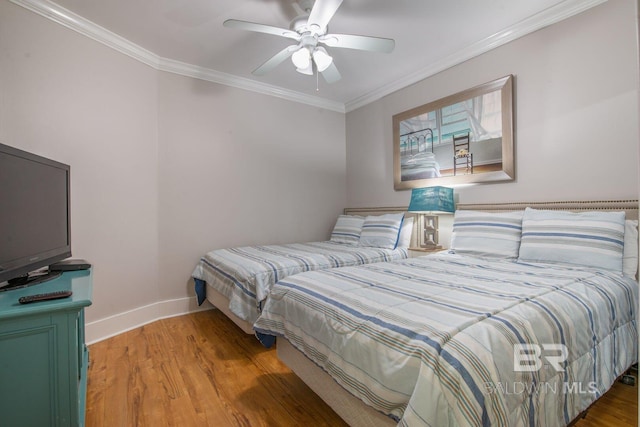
[[0, 143, 71, 290]]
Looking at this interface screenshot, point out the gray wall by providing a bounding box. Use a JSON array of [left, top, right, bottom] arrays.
[[157, 72, 346, 303], [345, 0, 639, 208], [0, 1, 160, 322]]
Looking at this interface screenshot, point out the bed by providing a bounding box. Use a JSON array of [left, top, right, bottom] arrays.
[[192, 209, 414, 333], [401, 151, 441, 180], [400, 127, 441, 180], [253, 200, 639, 427]]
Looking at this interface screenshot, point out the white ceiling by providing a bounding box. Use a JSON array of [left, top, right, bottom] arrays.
[[19, 0, 604, 111]]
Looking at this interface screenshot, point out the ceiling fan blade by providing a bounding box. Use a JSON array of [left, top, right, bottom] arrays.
[[320, 33, 395, 53], [320, 61, 341, 83], [223, 19, 300, 41], [252, 45, 299, 76], [308, 0, 343, 31]]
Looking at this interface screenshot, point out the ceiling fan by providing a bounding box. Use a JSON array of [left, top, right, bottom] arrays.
[[223, 0, 395, 83]]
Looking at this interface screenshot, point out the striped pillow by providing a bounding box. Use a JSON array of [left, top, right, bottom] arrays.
[[450, 210, 524, 259], [397, 216, 415, 248], [518, 208, 625, 272], [359, 213, 405, 249], [330, 215, 365, 245], [623, 220, 638, 278]]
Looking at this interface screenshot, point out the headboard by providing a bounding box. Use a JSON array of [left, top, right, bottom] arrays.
[[455, 199, 639, 220], [345, 199, 639, 220], [343, 207, 408, 216], [345, 200, 639, 248]]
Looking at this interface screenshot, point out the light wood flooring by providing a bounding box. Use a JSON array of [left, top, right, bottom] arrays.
[[86, 309, 637, 426]]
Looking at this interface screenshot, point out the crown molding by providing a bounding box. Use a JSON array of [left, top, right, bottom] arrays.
[[158, 57, 345, 112], [9, 0, 345, 113], [12, 0, 605, 114], [344, 0, 607, 112], [11, 0, 161, 69]]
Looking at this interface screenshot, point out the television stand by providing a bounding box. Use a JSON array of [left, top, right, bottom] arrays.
[[0, 269, 93, 426], [0, 270, 62, 292]]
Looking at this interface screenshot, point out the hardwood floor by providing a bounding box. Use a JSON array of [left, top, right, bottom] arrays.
[[86, 310, 637, 426], [86, 309, 347, 426]]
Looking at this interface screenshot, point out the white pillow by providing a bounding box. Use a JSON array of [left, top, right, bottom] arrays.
[[450, 210, 524, 259], [623, 219, 638, 278], [330, 215, 364, 245], [518, 208, 625, 272], [397, 216, 414, 248], [359, 213, 405, 249]]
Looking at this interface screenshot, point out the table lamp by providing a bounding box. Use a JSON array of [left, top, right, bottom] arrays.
[[407, 186, 455, 248]]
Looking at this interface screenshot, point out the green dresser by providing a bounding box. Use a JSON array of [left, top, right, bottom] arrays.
[[0, 269, 93, 427]]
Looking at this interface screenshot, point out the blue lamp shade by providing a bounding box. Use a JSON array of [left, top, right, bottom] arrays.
[[407, 186, 455, 213]]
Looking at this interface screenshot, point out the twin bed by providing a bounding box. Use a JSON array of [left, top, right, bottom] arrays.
[[192, 210, 414, 332], [192, 200, 638, 426]]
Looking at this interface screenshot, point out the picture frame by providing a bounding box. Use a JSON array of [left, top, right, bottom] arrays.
[[393, 75, 514, 190]]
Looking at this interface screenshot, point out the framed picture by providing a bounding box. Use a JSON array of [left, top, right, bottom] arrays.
[[393, 75, 514, 190]]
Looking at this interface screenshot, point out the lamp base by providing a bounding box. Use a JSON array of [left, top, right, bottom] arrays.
[[419, 242, 440, 249], [409, 245, 443, 254], [419, 214, 440, 248]]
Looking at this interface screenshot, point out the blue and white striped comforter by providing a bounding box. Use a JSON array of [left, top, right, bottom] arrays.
[[253, 253, 638, 427], [191, 241, 407, 324]]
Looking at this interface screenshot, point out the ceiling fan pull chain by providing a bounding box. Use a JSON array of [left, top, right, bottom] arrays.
[[316, 67, 320, 91]]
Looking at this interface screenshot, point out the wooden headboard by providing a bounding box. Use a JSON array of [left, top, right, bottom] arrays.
[[344, 207, 408, 216], [455, 199, 639, 220], [345, 199, 639, 220]]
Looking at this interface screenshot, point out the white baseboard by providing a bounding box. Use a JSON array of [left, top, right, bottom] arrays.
[[85, 297, 214, 345]]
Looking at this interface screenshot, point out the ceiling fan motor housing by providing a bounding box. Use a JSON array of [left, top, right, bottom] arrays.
[[290, 15, 326, 36]]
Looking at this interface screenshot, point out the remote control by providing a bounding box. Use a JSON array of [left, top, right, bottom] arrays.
[[18, 290, 73, 304]]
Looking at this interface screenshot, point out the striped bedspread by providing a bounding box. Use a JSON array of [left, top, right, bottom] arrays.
[[253, 253, 638, 426], [191, 241, 407, 324]]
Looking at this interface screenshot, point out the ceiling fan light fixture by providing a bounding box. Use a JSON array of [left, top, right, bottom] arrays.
[[296, 64, 314, 75], [313, 47, 333, 72], [291, 47, 311, 69]]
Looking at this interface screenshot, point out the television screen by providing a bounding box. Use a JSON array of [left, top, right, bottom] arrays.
[[0, 143, 71, 288]]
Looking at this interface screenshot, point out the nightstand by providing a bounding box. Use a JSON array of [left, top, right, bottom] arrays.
[[408, 247, 446, 258]]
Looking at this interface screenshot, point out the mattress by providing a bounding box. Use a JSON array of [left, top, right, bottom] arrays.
[[254, 253, 638, 426]]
